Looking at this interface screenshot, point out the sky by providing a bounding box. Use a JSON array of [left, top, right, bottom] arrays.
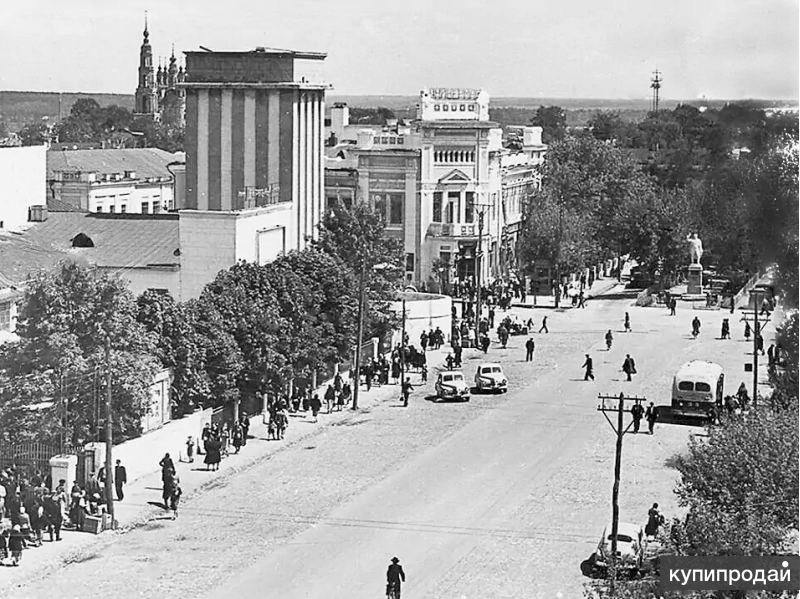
[[1, 0, 798, 100]]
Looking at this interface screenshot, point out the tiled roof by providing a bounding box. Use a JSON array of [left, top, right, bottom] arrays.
[[46, 148, 183, 180], [23, 212, 180, 269], [0, 232, 70, 287], [47, 197, 87, 213]]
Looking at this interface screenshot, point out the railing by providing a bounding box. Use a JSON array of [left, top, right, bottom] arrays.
[[427, 223, 477, 238]]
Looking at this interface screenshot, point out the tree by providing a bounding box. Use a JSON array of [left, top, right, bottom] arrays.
[[17, 122, 49, 146], [531, 105, 567, 143], [0, 119, 8, 139], [587, 111, 628, 143], [769, 313, 798, 412], [0, 263, 159, 446], [130, 117, 185, 152]]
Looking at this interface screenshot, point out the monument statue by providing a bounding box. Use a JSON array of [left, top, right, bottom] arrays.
[[686, 233, 704, 265]]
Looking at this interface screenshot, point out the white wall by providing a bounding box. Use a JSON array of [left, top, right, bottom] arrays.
[[103, 266, 181, 299], [390, 294, 452, 350], [233, 203, 293, 262], [0, 145, 46, 231], [90, 180, 175, 214], [179, 210, 237, 300]]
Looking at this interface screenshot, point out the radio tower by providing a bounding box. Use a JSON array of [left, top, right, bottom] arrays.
[[650, 69, 662, 112]]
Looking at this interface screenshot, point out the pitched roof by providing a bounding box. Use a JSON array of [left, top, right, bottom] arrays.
[[22, 212, 180, 270], [46, 148, 183, 180], [47, 197, 87, 213], [0, 232, 71, 287]]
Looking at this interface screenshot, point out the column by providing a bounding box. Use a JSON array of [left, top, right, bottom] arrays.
[[220, 89, 233, 210], [196, 89, 209, 211]]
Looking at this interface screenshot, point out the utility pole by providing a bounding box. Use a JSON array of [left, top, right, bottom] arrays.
[[351, 261, 367, 410], [555, 200, 563, 308], [104, 336, 115, 522], [597, 392, 646, 595], [744, 289, 770, 410], [399, 298, 407, 387], [474, 209, 484, 348]]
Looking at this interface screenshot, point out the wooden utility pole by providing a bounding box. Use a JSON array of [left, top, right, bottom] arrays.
[[742, 290, 770, 411], [104, 336, 115, 522], [351, 261, 367, 410], [399, 298, 407, 384], [597, 392, 646, 595], [474, 211, 484, 348]]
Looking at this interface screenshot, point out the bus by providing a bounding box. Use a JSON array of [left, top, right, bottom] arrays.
[[671, 361, 724, 420]]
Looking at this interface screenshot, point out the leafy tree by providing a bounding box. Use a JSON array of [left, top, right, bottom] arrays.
[[531, 105, 567, 143], [0, 119, 8, 139], [17, 122, 49, 146], [587, 110, 628, 143], [130, 117, 185, 152], [0, 263, 159, 445], [348, 106, 396, 125], [769, 313, 798, 412]]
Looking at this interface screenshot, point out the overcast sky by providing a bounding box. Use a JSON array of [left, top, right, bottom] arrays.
[[1, 0, 797, 99]]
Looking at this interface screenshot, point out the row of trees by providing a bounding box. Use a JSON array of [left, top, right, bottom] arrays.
[[0, 203, 402, 447], [17, 98, 184, 152], [520, 105, 799, 300]]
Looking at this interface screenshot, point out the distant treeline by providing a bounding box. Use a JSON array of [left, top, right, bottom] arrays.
[[0, 91, 134, 133]]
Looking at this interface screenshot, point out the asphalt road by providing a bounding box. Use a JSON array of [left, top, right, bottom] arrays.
[[10, 290, 769, 599]]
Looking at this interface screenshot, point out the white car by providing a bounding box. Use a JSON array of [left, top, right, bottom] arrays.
[[474, 363, 508, 393], [435, 370, 470, 401], [592, 522, 645, 576]]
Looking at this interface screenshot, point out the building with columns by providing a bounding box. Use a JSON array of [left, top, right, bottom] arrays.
[[179, 47, 327, 299], [324, 88, 545, 293]]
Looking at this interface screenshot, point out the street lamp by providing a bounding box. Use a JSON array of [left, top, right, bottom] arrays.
[[473, 201, 493, 348]]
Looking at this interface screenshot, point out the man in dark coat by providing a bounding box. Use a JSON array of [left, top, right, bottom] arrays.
[[645, 403, 657, 434], [622, 354, 636, 382], [386, 556, 406, 596], [114, 459, 127, 501], [582, 354, 594, 381], [42, 491, 62, 542], [497, 324, 509, 348], [525, 338, 535, 362], [631, 402, 645, 433]]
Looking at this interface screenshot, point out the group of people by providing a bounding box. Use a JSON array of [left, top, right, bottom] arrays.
[[419, 328, 446, 351], [194, 416, 251, 470]]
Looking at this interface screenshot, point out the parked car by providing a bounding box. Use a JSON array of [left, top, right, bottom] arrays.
[[435, 370, 470, 401], [591, 522, 645, 577], [474, 362, 508, 394]]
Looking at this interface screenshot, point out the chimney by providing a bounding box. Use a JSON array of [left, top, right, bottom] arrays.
[[522, 126, 543, 147], [28, 205, 48, 222], [124, 170, 137, 179]]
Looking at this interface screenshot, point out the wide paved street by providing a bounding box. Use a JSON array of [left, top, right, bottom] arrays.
[[7, 290, 771, 599]]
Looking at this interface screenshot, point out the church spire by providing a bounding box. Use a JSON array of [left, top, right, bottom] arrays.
[[144, 10, 149, 38]]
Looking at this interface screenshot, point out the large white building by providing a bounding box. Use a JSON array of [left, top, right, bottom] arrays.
[[325, 88, 546, 293], [0, 145, 47, 232]]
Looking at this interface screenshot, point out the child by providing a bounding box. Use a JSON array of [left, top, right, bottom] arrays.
[[267, 416, 278, 441], [186, 436, 195, 463], [8, 524, 25, 566], [169, 479, 182, 520]]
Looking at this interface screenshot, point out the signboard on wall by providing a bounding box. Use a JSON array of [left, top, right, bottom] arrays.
[[257, 226, 286, 265]]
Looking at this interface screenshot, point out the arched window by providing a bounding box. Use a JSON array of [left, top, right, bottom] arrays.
[[72, 233, 95, 248]]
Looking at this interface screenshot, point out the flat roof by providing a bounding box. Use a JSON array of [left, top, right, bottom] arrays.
[[184, 48, 326, 60]]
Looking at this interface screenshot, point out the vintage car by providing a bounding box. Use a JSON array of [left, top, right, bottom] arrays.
[[592, 522, 645, 577], [474, 362, 508, 393], [435, 370, 470, 401]]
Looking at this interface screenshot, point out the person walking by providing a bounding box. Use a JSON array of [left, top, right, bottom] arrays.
[[240, 413, 250, 446], [420, 331, 428, 352], [582, 354, 595, 381], [631, 402, 645, 433], [756, 332, 765, 356], [525, 338, 535, 362], [605, 329, 613, 351], [232, 422, 244, 454], [480, 333, 490, 354], [624, 312, 631, 333], [743, 319, 752, 341], [645, 403, 657, 434], [42, 491, 62, 542], [386, 557, 406, 598], [169, 477, 182, 520], [497, 324, 509, 349], [768, 344, 776, 369], [721, 318, 731, 340], [185, 436, 195, 463], [7, 524, 25, 566], [669, 297, 677, 316], [691, 316, 701, 339], [401, 378, 413, 408], [539, 316, 549, 334], [310, 393, 322, 423], [578, 291, 586, 309], [645, 503, 664, 538], [114, 459, 127, 501], [324, 384, 336, 414], [622, 354, 636, 382]]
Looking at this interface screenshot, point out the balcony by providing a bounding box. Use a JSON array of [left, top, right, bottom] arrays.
[[427, 222, 477, 238]]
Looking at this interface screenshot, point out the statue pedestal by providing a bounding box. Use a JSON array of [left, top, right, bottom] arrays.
[[687, 264, 703, 295]]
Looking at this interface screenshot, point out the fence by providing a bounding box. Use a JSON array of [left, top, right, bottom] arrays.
[[0, 442, 60, 481]]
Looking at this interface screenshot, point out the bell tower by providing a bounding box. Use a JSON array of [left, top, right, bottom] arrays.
[[134, 12, 159, 118]]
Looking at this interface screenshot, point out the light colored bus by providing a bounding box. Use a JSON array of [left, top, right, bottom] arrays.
[[671, 360, 724, 419]]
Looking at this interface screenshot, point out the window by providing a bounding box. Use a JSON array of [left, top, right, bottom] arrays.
[[459, 104, 466, 111], [433, 192, 443, 222], [389, 194, 403, 225], [442, 104, 449, 112], [678, 381, 694, 391], [434, 104, 440, 111], [451, 104, 457, 111], [468, 104, 475, 111], [108, 205, 115, 213], [141, 202, 150, 214], [152, 202, 161, 214], [374, 194, 386, 217], [695, 382, 711, 392], [397, 137, 404, 145], [405, 253, 415, 273], [120, 204, 127, 213], [95, 206, 103, 213], [0, 301, 11, 332], [447, 191, 460, 224], [465, 192, 475, 223]]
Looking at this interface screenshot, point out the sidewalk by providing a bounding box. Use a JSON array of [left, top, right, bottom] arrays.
[[512, 275, 625, 310], [4, 346, 456, 585]]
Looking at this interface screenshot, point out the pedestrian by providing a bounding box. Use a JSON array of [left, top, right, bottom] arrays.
[[622, 354, 637, 382], [324, 384, 336, 414], [185, 436, 195, 463], [232, 423, 243, 453], [645, 503, 664, 538], [624, 312, 631, 332], [691, 316, 701, 339], [645, 402, 657, 434], [114, 459, 127, 501], [338, 383, 349, 411], [488, 307, 495, 328], [578, 290, 586, 309], [160, 453, 176, 479], [240, 413, 250, 445], [169, 477, 182, 520], [203, 437, 221, 472], [497, 324, 509, 348], [756, 333, 765, 356], [539, 316, 549, 334], [631, 402, 644, 433], [445, 354, 454, 370], [605, 329, 613, 350], [8, 524, 25, 566], [721, 318, 731, 340], [480, 333, 490, 354], [42, 491, 62, 542], [525, 338, 535, 362], [401, 378, 413, 407], [0, 527, 7, 564], [582, 354, 595, 381], [669, 297, 677, 316], [310, 393, 322, 422], [743, 319, 751, 340], [420, 331, 428, 352], [391, 358, 401, 385]]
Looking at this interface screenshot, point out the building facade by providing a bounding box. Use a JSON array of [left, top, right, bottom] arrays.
[[0, 145, 47, 232]]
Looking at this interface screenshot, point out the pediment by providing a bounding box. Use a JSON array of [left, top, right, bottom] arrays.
[[438, 169, 470, 184]]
